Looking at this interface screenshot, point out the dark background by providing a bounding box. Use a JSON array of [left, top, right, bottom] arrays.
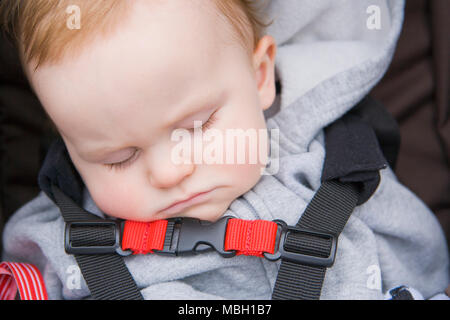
[[0, 0, 448, 254]]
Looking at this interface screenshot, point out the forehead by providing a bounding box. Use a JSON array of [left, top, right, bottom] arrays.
[[28, 0, 247, 142]]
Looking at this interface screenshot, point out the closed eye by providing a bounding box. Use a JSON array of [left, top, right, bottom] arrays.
[[104, 110, 218, 171], [104, 148, 140, 171], [189, 110, 218, 132]]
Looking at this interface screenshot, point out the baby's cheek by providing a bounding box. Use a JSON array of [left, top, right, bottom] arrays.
[[227, 162, 264, 192], [88, 179, 143, 220]]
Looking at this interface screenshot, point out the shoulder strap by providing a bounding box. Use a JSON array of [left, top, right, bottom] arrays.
[[38, 138, 143, 300], [51, 185, 143, 300], [272, 96, 389, 299], [272, 180, 359, 299], [350, 95, 400, 171]]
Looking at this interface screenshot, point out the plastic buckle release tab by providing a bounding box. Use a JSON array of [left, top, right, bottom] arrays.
[[155, 216, 236, 258]]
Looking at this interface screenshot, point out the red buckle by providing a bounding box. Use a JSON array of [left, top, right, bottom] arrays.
[[224, 219, 278, 257], [122, 217, 279, 258], [121, 219, 168, 254]]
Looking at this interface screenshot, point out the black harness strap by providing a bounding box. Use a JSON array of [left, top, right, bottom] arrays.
[[272, 180, 359, 300], [271, 96, 392, 300], [52, 185, 143, 300]]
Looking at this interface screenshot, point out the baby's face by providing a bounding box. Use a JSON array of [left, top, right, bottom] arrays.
[[26, 0, 277, 222]]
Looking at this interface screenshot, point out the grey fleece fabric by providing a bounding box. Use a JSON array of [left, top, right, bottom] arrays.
[[2, 0, 449, 299]]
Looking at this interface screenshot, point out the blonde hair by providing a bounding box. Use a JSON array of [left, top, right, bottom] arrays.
[[0, 0, 273, 70]]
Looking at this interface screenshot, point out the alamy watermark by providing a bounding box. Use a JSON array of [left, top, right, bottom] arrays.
[[66, 4, 383, 31], [366, 265, 382, 290], [366, 5, 382, 30], [66, 5, 81, 30], [171, 122, 280, 175], [66, 265, 81, 290]]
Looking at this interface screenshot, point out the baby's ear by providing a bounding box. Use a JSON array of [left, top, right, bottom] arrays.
[[253, 35, 277, 111]]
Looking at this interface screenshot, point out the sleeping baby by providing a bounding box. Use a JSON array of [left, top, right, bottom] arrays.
[[1, 0, 448, 300]]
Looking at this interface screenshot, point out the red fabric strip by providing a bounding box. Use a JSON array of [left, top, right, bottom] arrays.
[[0, 262, 48, 300], [122, 220, 168, 254], [224, 219, 278, 257]]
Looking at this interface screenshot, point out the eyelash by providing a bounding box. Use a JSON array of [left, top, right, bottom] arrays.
[[105, 149, 139, 171], [105, 112, 219, 171], [190, 111, 218, 132]]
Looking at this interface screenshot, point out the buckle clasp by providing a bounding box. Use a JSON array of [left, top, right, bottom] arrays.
[[264, 220, 337, 267], [155, 216, 236, 258]]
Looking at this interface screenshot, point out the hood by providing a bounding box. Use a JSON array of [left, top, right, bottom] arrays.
[[264, 0, 404, 150]]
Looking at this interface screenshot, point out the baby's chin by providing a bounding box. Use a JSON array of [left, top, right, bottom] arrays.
[[107, 200, 231, 223], [173, 201, 231, 223]]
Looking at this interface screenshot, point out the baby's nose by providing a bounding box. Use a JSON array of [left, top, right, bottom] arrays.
[[147, 154, 195, 189]]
